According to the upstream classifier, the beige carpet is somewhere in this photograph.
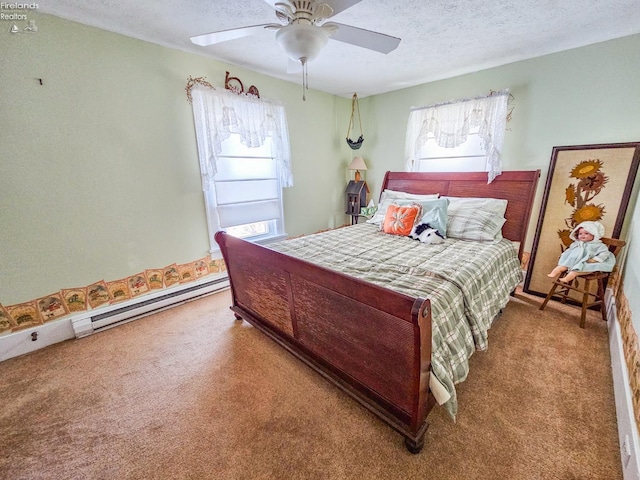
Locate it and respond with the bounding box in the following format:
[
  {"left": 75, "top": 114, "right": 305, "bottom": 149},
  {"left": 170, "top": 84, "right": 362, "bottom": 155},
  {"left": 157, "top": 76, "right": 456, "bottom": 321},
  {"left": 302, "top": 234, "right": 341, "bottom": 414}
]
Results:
[{"left": 0, "top": 287, "right": 622, "bottom": 480}]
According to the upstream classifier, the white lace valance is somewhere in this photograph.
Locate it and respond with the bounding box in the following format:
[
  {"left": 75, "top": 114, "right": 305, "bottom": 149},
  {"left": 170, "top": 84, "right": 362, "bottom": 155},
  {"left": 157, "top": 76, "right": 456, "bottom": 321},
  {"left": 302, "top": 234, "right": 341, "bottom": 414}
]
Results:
[
  {"left": 404, "top": 89, "right": 510, "bottom": 183},
  {"left": 191, "top": 85, "right": 293, "bottom": 190}
]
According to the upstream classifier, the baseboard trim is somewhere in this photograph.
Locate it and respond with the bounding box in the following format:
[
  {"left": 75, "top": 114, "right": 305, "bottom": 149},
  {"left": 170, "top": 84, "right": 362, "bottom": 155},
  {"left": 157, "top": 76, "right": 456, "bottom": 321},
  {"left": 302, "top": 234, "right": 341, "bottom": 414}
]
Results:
[
  {"left": 0, "top": 275, "right": 229, "bottom": 363},
  {"left": 607, "top": 289, "right": 640, "bottom": 479},
  {"left": 0, "top": 317, "right": 75, "bottom": 363}
]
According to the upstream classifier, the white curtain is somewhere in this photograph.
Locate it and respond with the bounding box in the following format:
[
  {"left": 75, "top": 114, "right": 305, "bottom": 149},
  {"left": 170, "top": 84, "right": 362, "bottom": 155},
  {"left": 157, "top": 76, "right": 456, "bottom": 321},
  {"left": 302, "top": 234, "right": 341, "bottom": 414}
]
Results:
[
  {"left": 404, "top": 89, "right": 510, "bottom": 183},
  {"left": 190, "top": 85, "right": 293, "bottom": 190}
]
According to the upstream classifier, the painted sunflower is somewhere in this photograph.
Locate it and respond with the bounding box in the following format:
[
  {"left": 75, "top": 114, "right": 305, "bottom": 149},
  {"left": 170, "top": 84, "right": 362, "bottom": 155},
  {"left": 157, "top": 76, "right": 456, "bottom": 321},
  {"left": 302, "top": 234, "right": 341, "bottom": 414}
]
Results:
[
  {"left": 578, "top": 171, "right": 608, "bottom": 194},
  {"left": 564, "top": 184, "right": 576, "bottom": 207},
  {"left": 570, "top": 159, "right": 604, "bottom": 179},
  {"left": 557, "top": 229, "right": 572, "bottom": 248},
  {"left": 572, "top": 203, "right": 605, "bottom": 223}
]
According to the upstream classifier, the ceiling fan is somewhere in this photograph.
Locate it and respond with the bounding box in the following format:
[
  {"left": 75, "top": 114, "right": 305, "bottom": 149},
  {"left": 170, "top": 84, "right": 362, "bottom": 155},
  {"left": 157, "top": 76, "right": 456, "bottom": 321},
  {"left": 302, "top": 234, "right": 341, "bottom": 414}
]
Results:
[{"left": 190, "top": 0, "right": 401, "bottom": 99}]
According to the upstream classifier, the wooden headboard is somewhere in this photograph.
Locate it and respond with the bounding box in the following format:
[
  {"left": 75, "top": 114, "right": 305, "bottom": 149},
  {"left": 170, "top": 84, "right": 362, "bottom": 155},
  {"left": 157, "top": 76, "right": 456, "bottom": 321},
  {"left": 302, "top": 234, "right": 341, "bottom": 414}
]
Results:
[{"left": 381, "top": 170, "right": 540, "bottom": 260}]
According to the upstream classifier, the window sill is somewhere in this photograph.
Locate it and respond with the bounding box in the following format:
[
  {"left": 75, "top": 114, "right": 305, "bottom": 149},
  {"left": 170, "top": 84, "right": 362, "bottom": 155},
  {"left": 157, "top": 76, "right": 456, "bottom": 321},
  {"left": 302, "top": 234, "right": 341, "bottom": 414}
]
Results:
[{"left": 209, "top": 232, "right": 288, "bottom": 256}]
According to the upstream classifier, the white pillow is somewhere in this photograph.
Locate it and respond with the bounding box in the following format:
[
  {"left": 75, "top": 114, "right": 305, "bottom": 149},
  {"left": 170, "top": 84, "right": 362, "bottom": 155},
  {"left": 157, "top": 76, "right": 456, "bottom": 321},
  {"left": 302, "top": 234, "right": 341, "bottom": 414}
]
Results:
[
  {"left": 383, "top": 189, "right": 440, "bottom": 201},
  {"left": 365, "top": 197, "right": 397, "bottom": 225},
  {"left": 367, "top": 190, "right": 439, "bottom": 226},
  {"left": 442, "top": 196, "right": 508, "bottom": 217}
]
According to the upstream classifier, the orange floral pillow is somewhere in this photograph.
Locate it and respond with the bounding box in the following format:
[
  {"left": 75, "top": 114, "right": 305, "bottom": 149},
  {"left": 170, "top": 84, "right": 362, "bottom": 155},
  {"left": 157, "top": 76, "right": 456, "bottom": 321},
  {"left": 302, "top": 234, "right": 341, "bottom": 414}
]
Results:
[{"left": 382, "top": 203, "right": 422, "bottom": 236}]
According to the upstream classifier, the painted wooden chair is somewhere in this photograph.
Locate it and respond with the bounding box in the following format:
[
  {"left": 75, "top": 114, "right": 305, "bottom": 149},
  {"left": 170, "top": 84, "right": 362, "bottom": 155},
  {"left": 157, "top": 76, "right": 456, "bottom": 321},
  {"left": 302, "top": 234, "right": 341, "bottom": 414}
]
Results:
[{"left": 539, "top": 237, "right": 626, "bottom": 328}]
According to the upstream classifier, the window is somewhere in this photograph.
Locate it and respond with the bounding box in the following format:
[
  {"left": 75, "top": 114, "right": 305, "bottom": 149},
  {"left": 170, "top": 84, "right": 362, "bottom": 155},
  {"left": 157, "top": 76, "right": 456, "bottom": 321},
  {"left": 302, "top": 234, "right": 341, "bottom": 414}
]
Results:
[
  {"left": 189, "top": 84, "right": 292, "bottom": 253},
  {"left": 203, "top": 135, "right": 286, "bottom": 245},
  {"left": 404, "top": 89, "right": 510, "bottom": 183},
  {"left": 413, "top": 126, "right": 487, "bottom": 173}
]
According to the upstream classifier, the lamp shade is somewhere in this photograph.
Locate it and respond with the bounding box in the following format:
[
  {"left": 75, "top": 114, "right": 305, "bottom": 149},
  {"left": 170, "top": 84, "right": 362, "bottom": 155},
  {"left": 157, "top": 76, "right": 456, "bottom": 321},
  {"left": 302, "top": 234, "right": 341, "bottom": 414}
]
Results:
[{"left": 348, "top": 156, "right": 368, "bottom": 171}]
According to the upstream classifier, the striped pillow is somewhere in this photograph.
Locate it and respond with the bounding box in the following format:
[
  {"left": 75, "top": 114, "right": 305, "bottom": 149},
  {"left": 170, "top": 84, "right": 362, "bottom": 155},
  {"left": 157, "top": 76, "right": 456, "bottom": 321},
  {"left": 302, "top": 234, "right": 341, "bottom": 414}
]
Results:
[{"left": 446, "top": 209, "right": 506, "bottom": 242}]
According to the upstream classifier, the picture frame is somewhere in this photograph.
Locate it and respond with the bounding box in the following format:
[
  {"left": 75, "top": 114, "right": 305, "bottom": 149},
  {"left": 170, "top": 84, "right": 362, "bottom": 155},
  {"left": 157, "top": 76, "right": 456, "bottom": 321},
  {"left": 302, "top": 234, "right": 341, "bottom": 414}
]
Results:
[{"left": 524, "top": 142, "right": 640, "bottom": 298}]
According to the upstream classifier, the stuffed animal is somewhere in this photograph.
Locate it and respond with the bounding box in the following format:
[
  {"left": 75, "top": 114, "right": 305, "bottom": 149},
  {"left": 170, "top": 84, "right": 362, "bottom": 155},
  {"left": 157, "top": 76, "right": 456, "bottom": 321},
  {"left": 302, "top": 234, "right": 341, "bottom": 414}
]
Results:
[{"left": 409, "top": 222, "right": 445, "bottom": 244}]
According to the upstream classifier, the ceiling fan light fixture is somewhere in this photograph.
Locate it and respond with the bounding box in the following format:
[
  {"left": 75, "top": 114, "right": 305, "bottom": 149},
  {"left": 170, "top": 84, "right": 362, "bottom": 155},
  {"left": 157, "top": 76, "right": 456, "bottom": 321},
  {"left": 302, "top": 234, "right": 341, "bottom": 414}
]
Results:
[
  {"left": 189, "top": 0, "right": 401, "bottom": 101},
  {"left": 275, "top": 23, "right": 329, "bottom": 62}
]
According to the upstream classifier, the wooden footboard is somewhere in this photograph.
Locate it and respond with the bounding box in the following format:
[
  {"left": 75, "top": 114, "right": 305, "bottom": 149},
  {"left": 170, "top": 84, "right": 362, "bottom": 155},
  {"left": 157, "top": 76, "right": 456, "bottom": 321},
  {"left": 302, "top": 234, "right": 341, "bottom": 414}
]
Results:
[{"left": 215, "top": 231, "right": 436, "bottom": 452}]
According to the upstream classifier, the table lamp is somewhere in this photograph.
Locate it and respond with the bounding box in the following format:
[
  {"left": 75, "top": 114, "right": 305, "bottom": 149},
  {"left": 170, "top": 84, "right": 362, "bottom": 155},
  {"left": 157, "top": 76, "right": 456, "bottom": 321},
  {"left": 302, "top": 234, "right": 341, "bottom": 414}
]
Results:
[{"left": 348, "top": 156, "right": 368, "bottom": 182}]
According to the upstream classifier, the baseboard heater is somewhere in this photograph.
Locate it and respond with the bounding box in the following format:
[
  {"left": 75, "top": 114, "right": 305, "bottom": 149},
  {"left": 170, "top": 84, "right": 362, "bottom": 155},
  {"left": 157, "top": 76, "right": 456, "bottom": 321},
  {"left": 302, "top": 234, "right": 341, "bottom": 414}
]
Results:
[{"left": 71, "top": 275, "right": 229, "bottom": 338}]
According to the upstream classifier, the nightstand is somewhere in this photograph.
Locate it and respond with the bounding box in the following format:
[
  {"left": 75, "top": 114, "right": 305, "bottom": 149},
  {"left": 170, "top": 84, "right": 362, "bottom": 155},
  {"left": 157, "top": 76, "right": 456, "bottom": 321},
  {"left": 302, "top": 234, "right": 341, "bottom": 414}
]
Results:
[{"left": 346, "top": 180, "right": 368, "bottom": 225}]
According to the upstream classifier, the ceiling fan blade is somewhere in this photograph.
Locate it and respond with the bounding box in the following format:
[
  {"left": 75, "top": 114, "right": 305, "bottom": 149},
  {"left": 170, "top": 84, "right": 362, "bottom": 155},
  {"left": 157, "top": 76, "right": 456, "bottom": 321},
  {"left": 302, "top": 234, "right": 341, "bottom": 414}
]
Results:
[
  {"left": 322, "top": 0, "right": 362, "bottom": 16},
  {"left": 263, "top": 0, "right": 361, "bottom": 17},
  {"left": 327, "top": 22, "right": 400, "bottom": 54},
  {"left": 190, "top": 24, "right": 274, "bottom": 47},
  {"left": 263, "top": 0, "right": 292, "bottom": 10}
]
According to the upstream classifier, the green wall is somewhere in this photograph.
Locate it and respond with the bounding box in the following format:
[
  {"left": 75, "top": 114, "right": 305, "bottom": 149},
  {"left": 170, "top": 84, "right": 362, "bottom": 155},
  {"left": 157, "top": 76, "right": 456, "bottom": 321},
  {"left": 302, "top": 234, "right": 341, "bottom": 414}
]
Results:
[
  {"left": 362, "top": 34, "right": 640, "bottom": 213},
  {"left": 0, "top": 12, "right": 351, "bottom": 305},
  {"left": 362, "top": 34, "right": 640, "bottom": 327},
  {"left": 2, "top": 12, "right": 640, "bottom": 329}
]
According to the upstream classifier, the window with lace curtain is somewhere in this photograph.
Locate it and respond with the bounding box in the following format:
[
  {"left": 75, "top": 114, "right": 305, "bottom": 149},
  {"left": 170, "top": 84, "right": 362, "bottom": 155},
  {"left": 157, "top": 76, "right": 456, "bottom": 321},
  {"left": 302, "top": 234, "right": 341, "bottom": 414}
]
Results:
[
  {"left": 190, "top": 85, "right": 292, "bottom": 252},
  {"left": 204, "top": 135, "right": 285, "bottom": 242},
  {"left": 404, "top": 89, "right": 510, "bottom": 183}
]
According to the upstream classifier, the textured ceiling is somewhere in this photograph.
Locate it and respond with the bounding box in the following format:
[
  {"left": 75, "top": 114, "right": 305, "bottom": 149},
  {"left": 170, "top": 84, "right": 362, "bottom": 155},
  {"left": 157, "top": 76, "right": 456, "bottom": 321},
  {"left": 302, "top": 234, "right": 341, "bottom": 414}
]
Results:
[{"left": 39, "top": 0, "right": 640, "bottom": 98}]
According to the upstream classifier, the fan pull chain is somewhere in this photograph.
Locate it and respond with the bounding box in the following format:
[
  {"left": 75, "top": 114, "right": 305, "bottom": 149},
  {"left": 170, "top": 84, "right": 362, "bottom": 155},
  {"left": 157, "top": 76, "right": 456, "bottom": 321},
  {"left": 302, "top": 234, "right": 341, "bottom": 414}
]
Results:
[{"left": 301, "top": 57, "right": 308, "bottom": 101}]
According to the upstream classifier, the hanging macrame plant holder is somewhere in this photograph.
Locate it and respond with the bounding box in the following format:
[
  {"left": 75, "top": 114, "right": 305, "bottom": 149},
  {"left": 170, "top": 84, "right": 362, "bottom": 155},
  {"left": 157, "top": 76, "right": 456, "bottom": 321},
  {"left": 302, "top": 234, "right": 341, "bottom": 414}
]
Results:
[{"left": 346, "top": 93, "right": 364, "bottom": 150}]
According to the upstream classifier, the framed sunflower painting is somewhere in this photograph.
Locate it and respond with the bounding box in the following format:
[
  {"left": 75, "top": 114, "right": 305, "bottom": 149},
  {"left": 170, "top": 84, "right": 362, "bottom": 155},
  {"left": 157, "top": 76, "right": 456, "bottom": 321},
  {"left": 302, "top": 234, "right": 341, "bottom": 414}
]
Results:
[{"left": 524, "top": 142, "right": 640, "bottom": 298}]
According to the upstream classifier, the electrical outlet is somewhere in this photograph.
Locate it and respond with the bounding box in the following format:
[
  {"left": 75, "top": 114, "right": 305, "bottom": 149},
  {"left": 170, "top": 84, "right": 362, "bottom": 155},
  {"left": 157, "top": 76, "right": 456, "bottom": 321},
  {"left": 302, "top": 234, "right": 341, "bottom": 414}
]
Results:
[{"left": 623, "top": 434, "right": 632, "bottom": 468}]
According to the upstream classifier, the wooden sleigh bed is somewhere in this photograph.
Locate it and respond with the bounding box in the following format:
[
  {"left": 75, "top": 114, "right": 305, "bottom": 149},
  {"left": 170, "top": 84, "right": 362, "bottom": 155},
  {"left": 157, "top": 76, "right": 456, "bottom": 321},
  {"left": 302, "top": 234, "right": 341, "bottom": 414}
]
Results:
[{"left": 215, "top": 170, "right": 540, "bottom": 453}]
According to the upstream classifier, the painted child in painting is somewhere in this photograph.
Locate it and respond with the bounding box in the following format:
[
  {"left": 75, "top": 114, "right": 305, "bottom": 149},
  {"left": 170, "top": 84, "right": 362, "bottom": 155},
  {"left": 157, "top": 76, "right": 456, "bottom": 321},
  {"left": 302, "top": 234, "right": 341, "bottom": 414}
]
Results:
[{"left": 547, "top": 220, "right": 615, "bottom": 282}]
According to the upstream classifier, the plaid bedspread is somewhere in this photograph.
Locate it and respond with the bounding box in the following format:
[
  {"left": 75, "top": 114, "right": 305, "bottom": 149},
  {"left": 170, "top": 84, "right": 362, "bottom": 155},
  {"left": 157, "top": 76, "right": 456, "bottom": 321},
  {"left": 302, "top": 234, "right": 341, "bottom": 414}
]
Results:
[{"left": 268, "top": 223, "right": 523, "bottom": 418}]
